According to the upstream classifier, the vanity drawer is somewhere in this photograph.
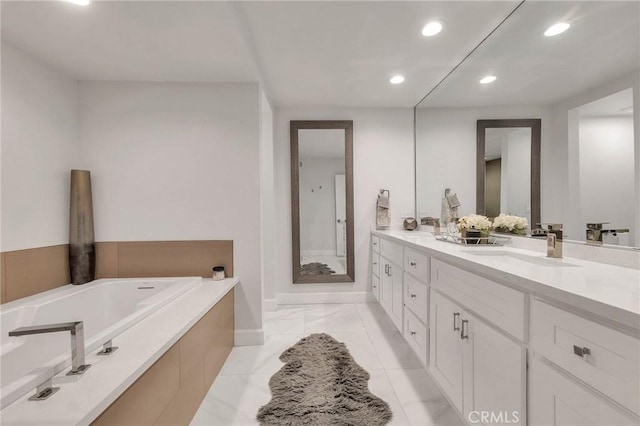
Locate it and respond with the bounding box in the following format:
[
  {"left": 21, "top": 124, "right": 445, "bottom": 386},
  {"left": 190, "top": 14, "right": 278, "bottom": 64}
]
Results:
[
  {"left": 371, "top": 273, "right": 380, "bottom": 302},
  {"left": 372, "top": 253, "right": 380, "bottom": 277},
  {"left": 430, "top": 259, "right": 526, "bottom": 341},
  {"left": 404, "top": 307, "right": 428, "bottom": 366},
  {"left": 531, "top": 299, "right": 640, "bottom": 415},
  {"left": 371, "top": 235, "right": 380, "bottom": 254},
  {"left": 404, "top": 272, "right": 428, "bottom": 324},
  {"left": 380, "top": 238, "right": 403, "bottom": 267},
  {"left": 404, "top": 248, "right": 429, "bottom": 281}
]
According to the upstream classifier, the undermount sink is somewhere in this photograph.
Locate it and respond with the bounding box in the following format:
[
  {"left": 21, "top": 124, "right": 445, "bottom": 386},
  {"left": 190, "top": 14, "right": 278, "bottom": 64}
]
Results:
[{"left": 461, "top": 250, "right": 580, "bottom": 267}]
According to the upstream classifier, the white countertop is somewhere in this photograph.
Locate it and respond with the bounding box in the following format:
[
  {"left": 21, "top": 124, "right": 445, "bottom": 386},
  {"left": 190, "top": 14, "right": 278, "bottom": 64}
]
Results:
[
  {"left": 373, "top": 230, "right": 640, "bottom": 331},
  {"left": 0, "top": 277, "right": 238, "bottom": 426}
]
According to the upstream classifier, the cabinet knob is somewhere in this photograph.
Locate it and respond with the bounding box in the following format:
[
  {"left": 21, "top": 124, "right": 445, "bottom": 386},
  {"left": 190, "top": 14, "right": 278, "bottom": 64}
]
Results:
[
  {"left": 410, "top": 261, "right": 417, "bottom": 267},
  {"left": 410, "top": 294, "right": 417, "bottom": 299},
  {"left": 460, "top": 319, "right": 469, "bottom": 339},
  {"left": 410, "top": 331, "right": 416, "bottom": 336},
  {"left": 373, "top": 285, "right": 377, "bottom": 288}
]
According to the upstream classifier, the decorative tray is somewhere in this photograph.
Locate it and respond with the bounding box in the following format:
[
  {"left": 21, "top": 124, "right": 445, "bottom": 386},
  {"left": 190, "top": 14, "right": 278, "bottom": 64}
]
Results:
[{"left": 433, "top": 232, "right": 511, "bottom": 246}]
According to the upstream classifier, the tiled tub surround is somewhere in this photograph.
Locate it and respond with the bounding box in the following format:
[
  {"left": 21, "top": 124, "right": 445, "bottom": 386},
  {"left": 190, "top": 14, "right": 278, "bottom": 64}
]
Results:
[
  {"left": 0, "top": 240, "right": 234, "bottom": 303},
  {"left": 0, "top": 277, "right": 237, "bottom": 425},
  {"left": 371, "top": 230, "right": 640, "bottom": 425}
]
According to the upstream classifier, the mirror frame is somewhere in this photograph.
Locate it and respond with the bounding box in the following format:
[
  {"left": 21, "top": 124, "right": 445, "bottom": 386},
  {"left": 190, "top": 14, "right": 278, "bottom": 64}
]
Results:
[
  {"left": 290, "top": 120, "right": 355, "bottom": 283},
  {"left": 476, "top": 118, "right": 541, "bottom": 228}
]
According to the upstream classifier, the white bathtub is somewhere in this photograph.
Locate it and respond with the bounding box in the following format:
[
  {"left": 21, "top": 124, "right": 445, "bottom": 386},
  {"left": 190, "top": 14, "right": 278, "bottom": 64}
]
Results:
[{"left": 0, "top": 277, "right": 201, "bottom": 409}]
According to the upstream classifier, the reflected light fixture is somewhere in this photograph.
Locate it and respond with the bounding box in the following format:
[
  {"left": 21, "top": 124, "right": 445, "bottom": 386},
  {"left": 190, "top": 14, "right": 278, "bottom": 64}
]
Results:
[
  {"left": 421, "top": 21, "right": 444, "bottom": 37},
  {"left": 66, "top": 0, "right": 90, "bottom": 5},
  {"left": 544, "top": 22, "right": 570, "bottom": 36},
  {"left": 480, "top": 75, "right": 497, "bottom": 84},
  {"left": 390, "top": 75, "right": 405, "bottom": 84},
  {"left": 620, "top": 106, "right": 634, "bottom": 113}
]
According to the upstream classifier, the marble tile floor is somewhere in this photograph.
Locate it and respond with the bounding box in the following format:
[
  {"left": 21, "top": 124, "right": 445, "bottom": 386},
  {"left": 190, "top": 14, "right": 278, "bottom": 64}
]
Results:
[{"left": 191, "top": 303, "right": 464, "bottom": 426}]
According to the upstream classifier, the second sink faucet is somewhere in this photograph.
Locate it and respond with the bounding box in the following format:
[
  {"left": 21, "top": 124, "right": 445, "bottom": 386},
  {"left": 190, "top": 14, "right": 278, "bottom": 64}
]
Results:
[
  {"left": 545, "top": 223, "right": 563, "bottom": 258},
  {"left": 9, "top": 321, "right": 91, "bottom": 375}
]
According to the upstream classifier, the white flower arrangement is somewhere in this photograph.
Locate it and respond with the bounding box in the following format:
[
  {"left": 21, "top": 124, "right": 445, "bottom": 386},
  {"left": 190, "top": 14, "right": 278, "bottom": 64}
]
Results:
[
  {"left": 493, "top": 213, "right": 528, "bottom": 234},
  {"left": 457, "top": 214, "right": 492, "bottom": 231}
]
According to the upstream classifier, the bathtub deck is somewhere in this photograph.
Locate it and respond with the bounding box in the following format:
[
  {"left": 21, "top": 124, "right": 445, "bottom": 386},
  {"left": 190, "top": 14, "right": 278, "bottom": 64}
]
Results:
[{"left": 0, "top": 277, "right": 238, "bottom": 425}]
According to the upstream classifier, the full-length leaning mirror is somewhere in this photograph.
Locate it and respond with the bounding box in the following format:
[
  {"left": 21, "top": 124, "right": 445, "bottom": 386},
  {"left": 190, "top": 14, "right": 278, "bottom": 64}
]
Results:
[
  {"left": 477, "top": 119, "right": 541, "bottom": 228},
  {"left": 290, "top": 120, "right": 354, "bottom": 283}
]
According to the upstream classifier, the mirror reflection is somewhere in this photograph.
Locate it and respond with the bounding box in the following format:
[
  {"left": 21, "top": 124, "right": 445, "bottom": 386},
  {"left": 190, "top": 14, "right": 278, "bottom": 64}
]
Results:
[
  {"left": 415, "top": 1, "right": 639, "bottom": 248},
  {"left": 290, "top": 121, "right": 354, "bottom": 283},
  {"left": 484, "top": 128, "right": 531, "bottom": 221},
  {"left": 299, "top": 129, "right": 346, "bottom": 275}
]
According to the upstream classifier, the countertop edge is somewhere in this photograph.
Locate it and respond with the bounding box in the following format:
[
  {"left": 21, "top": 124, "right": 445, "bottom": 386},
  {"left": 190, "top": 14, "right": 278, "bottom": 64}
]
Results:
[{"left": 372, "top": 230, "right": 640, "bottom": 334}]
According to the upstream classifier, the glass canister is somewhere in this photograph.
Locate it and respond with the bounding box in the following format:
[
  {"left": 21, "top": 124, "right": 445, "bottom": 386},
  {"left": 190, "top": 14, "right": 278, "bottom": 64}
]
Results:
[{"left": 212, "top": 266, "right": 225, "bottom": 281}]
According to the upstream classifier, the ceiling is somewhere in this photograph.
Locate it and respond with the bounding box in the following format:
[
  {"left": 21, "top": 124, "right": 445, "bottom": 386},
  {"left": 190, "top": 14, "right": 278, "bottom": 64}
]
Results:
[
  {"left": 578, "top": 88, "right": 634, "bottom": 118},
  {"left": 1, "top": 0, "right": 520, "bottom": 108},
  {"left": 418, "top": 1, "right": 640, "bottom": 108}
]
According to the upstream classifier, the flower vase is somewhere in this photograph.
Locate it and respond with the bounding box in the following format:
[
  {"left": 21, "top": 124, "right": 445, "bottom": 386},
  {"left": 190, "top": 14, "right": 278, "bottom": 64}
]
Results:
[
  {"left": 480, "top": 229, "right": 490, "bottom": 244},
  {"left": 69, "top": 170, "right": 95, "bottom": 285}
]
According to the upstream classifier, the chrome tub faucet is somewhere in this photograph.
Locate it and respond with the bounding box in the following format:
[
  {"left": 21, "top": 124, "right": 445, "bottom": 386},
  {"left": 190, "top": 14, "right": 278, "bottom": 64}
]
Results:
[{"left": 9, "top": 321, "right": 91, "bottom": 375}]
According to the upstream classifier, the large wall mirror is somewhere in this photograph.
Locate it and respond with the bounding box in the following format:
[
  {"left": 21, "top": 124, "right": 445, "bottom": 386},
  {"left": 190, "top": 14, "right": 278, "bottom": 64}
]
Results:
[
  {"left": 290, "top": 120, "right": 354, "bottom": 283},
  {"left": 415, "top": 1, "right": 639, "bottom": 248},
  {"left": 477, "top": 119, "right": 541, "bottom": 228}
]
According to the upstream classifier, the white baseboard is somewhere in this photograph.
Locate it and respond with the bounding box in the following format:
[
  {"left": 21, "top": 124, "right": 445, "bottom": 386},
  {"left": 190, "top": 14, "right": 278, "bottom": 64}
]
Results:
[
  {"left": 263, "top": 298, "right": 278, "bottom": 312},
  {"left": 234, "top": 328, "right": 264, "bottom": 346},
  {"left": 277, "top": 291, "right": 375, "bottom": 305}
]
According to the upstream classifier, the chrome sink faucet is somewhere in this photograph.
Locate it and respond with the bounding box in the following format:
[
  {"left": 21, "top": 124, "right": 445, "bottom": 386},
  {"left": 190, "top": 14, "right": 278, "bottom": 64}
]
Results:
[
  {"left": 9, "top": 321, "right": 91, "bottom": 375},
  {"left": 586, "top": 222, "right": 609, "bottom": 245},
  {"left": 545, "top": 223, "right": 563, "bottom": 258}
]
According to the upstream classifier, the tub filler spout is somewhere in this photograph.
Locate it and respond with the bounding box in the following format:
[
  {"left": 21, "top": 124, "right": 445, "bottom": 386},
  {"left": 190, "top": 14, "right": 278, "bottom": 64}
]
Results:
[{"left": 9, "top": 321, "right": 91, "bottom": 376}]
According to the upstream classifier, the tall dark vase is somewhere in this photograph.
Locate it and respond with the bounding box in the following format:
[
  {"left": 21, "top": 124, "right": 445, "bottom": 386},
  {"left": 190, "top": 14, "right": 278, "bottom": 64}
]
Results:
[{"left": 69, "top": 170, "right": 95, "bottom": 285}]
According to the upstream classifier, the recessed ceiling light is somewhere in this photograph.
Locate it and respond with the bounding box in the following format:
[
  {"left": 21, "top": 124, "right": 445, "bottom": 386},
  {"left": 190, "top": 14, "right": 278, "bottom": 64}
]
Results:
[
  {"left": 66, "top": 0, "right": 90, "bottom": 5},
  {"left": 480, "top": 75, "right": 497, "bottom": 84},
  {"left": 421, "top": 21, "right": 444, "bottom": 37},
  {"left": 390, "top": 75, "right": 405, "bottom": 84},
  {"left": 544, "top": 22, "right": 570, "bottom": 37}
]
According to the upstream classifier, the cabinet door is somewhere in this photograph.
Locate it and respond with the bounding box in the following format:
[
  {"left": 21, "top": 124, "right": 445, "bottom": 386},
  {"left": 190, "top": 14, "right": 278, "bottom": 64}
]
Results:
[
  {"left": 371, "top": 273, "right": 380, "bottom": 302},
  {"left": 380, "top": 259, "right": 392, "bottom": 313},
  {"left": 530, "top": 358, "right": 638, "bottom": 426},
  {"left": 429, "top": 290, "right": 463, "bottom": 412},
  {"left": 462, "top": 311, "right": 526, "bottom": 425},
  {"left": 388, "top": 261, "right": 403, "bottom": 332}
]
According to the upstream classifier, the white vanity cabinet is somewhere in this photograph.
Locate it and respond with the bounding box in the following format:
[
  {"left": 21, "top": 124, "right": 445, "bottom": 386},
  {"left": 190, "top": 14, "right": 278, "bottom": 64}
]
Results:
[
  {"left": 377, "top": 237, "right": 404, "bottom": 331},
  {"left": 529, "top": 299, "right": 640, "bottom": 425},
  {"left": 403, "top": 247, "right": 430, "bottom": 366},
  {"left": 530, "top": 358, "right": 638, "bottom": 426},
  {"left": 371, "top": 236, "right": 380, "bottom": 302},
  {"left": 430, "top": 289, "right": 526, "bottom": 424}
]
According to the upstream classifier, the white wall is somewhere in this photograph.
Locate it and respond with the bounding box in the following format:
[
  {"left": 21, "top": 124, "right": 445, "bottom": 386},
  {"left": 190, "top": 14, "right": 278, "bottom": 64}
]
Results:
[
  {"left": 259, "top": 90, "right": 277, "bottom": 311},
  {"left": 299, "top": 156, "right": 343, "bottom": 253},
  {"left": 274, "top": 108, "right": 414, "bottom": 303},
  {"left": 1, "top": 41, "right": 81, "bottom": 251},
  {"left": 579, "top": 116, "right": 635, "bottom": 243},
  {"left": 79, "top": 81, "right": 263, "bottom": 344},
  {"left": 415, "top": 105, "right": 552, "bottom": 221},
  {"left": 503, "top": 129, "right": 531, "bottom": 221}
]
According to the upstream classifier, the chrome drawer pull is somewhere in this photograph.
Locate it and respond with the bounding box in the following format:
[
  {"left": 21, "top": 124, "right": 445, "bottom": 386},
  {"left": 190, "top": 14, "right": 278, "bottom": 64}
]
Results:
[
  {"left": 453, "top": 312, "right": 460, "bottom": 331},
  {"left": 410, "top": 262, "right": 417, "bottom": 266},
  {"left": 573, "top": 345, "right": 591, "bottom": 358},
  {"left": 384, "top": 264, "right": 389, "bottom": 275},
  {"left": 410, "top": 331, "right": 416, "bottom": 336},
  {"left": 460, "top": 319, "right": 469, "bottom": 339},
  {"left": 410, "top": 293, "right": 417, "bottom": 299}
]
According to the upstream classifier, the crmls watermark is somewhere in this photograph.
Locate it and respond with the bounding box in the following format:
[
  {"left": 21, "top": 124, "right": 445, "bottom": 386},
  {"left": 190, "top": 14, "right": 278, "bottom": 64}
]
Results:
[{"left": 468, "top": 411, "right": 520, "bottom": 424}]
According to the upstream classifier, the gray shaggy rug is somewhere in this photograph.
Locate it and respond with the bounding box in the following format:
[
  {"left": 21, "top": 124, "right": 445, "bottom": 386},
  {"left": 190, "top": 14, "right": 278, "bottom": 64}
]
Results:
[
  {"left": 256, "top": 333, "right": 393, "bottom": 426},
  {"left": 300, "top": 262, "right": 335, "bottom": 276}
]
